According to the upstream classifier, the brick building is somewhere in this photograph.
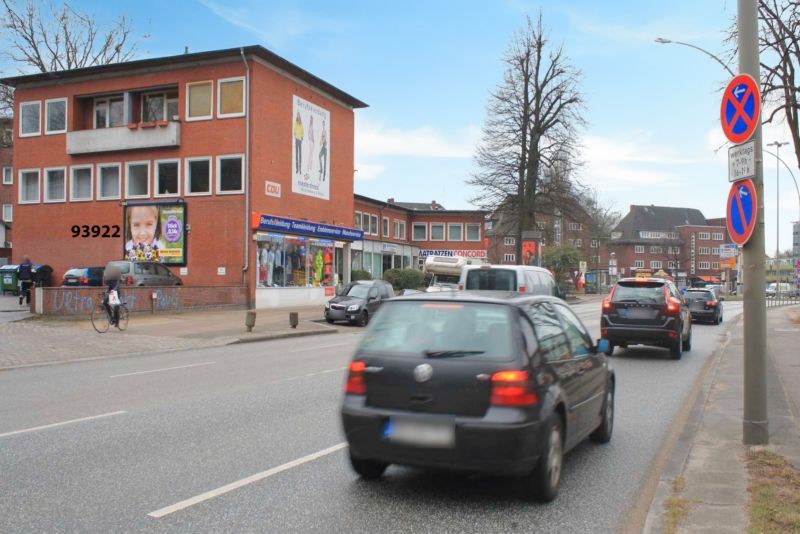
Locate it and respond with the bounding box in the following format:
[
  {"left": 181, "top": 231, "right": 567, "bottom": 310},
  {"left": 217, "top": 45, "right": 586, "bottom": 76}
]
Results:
[
  {"left": 1, "top": 45, "right": 367, "bottom": 308},
  {"left": 1, "top": 117, "right": 12, "bottom": 262}
]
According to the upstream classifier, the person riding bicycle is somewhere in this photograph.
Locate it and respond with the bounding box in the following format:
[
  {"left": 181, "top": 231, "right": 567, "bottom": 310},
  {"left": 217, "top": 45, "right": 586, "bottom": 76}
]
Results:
[
  {"left": 17, "top": 257, "right": 34, "bottom": 306},
  {"left": 103, "top": 264, "right": 122, "bottom": 326}
]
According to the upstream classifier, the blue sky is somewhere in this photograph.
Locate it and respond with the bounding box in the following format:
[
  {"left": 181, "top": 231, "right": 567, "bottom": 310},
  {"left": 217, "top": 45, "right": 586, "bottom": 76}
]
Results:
[{"left": 7, "top": 0, "right": 799, "bottom": 253}]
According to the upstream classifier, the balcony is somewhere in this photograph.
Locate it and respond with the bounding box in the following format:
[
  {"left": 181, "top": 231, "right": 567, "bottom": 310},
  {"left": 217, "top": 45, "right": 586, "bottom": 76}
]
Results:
[{"left": 66, "top": 122, "right": 180, "bottom": 155}]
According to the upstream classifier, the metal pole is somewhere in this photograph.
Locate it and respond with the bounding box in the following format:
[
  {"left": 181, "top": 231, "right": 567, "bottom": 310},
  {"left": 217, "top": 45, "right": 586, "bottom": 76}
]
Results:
[{"left": 739, "top": 0, "right": 769, "bottom": 445}]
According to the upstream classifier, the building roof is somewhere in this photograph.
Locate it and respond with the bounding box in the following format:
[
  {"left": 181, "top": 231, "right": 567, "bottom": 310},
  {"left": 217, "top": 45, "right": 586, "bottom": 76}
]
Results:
[
  {"left": 354, "top": 194, "right": 486, "bottom": 216},
  {"left": 394, "top": 201, "right": 446, "bottom": 211},
  {"left": 0, "top": 45, "right": 368, "bottom": 109},
  {"left": 612, "top": 205, "right": 707, "bottom": 240}
]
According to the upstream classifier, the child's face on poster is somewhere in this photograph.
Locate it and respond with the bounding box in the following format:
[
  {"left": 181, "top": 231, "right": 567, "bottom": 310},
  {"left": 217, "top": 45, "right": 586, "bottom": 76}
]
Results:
[{"left": 130, "top": 207, "right": 158, "bottom": 246}]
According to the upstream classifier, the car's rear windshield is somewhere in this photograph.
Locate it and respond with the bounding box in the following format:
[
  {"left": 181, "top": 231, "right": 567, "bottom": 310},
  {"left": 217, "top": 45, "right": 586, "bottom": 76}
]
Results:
[
  {"left": 108, "top": 262, "right": 130, "bottom": 274},
  {"left": 685, "top": 291, "right": 713, "bottom": 301},
  {"left": 612, "top": 281, "right": 665, "bottom": 303},
  {"left": 465, "top": 269, "right": 517, "bottom": 291},
  {"left": 359, "top": 301, "right": 516, "bottom": 361},
  {"left": 64, "top": 268, "right": 86, "bottom": 277}
]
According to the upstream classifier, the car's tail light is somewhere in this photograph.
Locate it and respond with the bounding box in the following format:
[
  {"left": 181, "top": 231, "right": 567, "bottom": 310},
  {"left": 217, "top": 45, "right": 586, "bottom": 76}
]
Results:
[
  {"left": 602, "top": 286, "right": 616, "bottom": 311},
  {"left": 125, "top": 275, "right": 134, "bottom": 285},
  {"left": 490, "top": 370, "right": 538, "bottom": 406},
  {"left": 519, "top": 285, "right": 526, "bottom": 293},
  {"left": 79, "top": 277, "right": 89, "bottom": 285},
  {"left": 345, "top": 361, "right": 366, "bottom": 395},
  {"left": 666, "top": 297, "right": 681, "bottom": 314},
  {"left": 706, "top": 301, "right": 716, "bottom": 307}
]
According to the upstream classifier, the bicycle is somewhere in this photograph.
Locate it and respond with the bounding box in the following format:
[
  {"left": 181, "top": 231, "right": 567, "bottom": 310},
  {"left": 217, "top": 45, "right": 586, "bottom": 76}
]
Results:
[{"left": 91, "top": 291, "right": 129, "bottom": 333}]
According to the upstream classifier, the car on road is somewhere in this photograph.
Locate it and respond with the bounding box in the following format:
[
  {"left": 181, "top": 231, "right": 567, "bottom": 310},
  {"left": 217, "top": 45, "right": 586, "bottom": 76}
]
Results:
[
  {"left": 766, "top": 282, "right": 799, "bottom": 298},
  {"left": 325, "top": 280, "right": 394, "bottom": 326},
  {"left": 341, "top": 291, "right": 615, "bottom": 502},
  {"left": 61, "top": 266, "right": 105, "bottom": 287},
  {"left": 684, "top": 288, "right": 723, "bottom": 324},
  {"left": 601, "top": 277, "right": 692, "bottom": 359},
  {"left": 459, "top": 264, "right": 564, "bottom": 298},
  {"left": 104, "top": 261, "right": 183, "bottom": 287}
]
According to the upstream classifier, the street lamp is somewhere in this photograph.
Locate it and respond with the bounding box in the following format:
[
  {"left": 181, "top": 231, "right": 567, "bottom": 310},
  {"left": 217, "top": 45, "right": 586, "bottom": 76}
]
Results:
[
  {"left": 654, "top": 38, "right": 735, "bottom": 77},
  {"left": 767, "top": 141, "right": 790, "bottom": 294}
]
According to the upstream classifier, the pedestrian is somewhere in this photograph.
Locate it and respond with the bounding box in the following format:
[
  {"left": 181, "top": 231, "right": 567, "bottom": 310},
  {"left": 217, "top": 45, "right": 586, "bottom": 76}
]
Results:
[
  {"left": 103, "top": 263, "right": 122, "bottom": 327},
  {"left": 318, "top": 120, "right": 327, "bottom": 181},
  {"left": 17, "top": 257, "right": 34, "bottom": 306},
  {"left": 293, "top": 112, "right": 304, "bottom": 174}
]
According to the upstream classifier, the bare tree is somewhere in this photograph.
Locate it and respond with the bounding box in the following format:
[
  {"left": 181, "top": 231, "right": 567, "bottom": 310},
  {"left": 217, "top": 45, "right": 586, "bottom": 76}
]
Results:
[
  {"left": 469, "top": 13, "right": 585, "bottom": 262},
  {"left": 0, "top": 0, "right": 139, "bottom": 115}
]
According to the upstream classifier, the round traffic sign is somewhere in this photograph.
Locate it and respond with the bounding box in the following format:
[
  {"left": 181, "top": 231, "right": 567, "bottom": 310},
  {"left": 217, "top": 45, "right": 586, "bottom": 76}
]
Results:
[
  {"left": 720, "top": 74, "right": 760, "bottom": 144},
  {"left": 726, "top": 178, "right": 757, "bottom": 245}
]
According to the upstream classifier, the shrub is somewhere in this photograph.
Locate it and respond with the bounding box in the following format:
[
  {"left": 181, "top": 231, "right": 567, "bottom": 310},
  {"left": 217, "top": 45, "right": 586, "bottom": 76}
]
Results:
[
  {"left": 351, "top": 269, "right": 372, "bottom": 281},
  {"left": 383, "top": 268, "right": 425, "bottom": 290}
]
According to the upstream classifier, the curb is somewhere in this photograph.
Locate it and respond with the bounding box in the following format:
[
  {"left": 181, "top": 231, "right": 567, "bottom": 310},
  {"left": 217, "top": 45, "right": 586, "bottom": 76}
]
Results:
[{"left": 230, "top": 328, "right": 338, "bottom": 344}]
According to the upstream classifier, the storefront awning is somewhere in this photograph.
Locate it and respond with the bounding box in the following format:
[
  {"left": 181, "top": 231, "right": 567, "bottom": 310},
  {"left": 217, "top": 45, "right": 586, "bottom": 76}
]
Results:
[{"left": 251, "top": 212, "right": 363, "bottom": 241}]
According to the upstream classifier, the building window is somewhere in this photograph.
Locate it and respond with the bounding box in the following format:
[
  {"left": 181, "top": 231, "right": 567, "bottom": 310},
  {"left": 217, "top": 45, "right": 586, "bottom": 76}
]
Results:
[
  {"left": 447, "top": 223, "right": 463, "bottom": 241},
  {"left": 590, "top": 239, "right": 599, "bottom": 248},
  {"left": 19, "top": 169, "right": 40, "bottom": 203},
  {"left": 155, "top": 160, "right": 180, "bottom": 197},
  {"left": 2, "top": 167, "right": 11, "bottom": 185},
  {"left": 186, "top": 81, "right": 213, "bottom": 121},
  {"left": 592, "top": 255, "right": 600, "bottom": 264},
  {"left": 94, "top": 97, "right": 125, "bottom": 128},
  {"left": 125, "top": 161, "right": 150, "bottom": 198},
  {"left": 504, "top": 237, "right": 516, "bottom": 246},
  {"left": 575, "top": 239, "right": 582, "bottom": 247},
  {"left": 504, "top": 253, "right": 516, "bottom": 263},
  {"left": 142, "top": 91, "right": 178, "bottom": 122},
  {"left": 354, "top": 211, "right": 362, "bottom": 230},
  {"left": 650, "top": 246, "right": 662, "bottom": 254},
  {"left": 185, "top": 157, "right": 211, "bottom": 195},
  {"left": 369, "top": 214, "right": 377, "bottom": 236},
  {"left": 712, "top": 262, "right": 720, "bottom": 269},
  {"left": 20, "top": 101, "right": 41, "bottom": 137},
  {"left": 698, "top": 247, "right": 711, "bottom": 255},
  {"left": 634, "top": 260, "right": 645, "bottom": 269},
  {"left": 361, "top": 213, "right": 370, "bottom": 233},
  {"left": 45, "top": 98, "right": 67, "bottom": 134},
  {"left": 713, "top": 232, "right": 724, "bottom": 241},
  {"left": 635, "top": 245, "right": 644, "bottom": 253},
  {"left": 97, "top": 164, "right": 121, "bottom": 200},
  {"left": 430, "top": 223, "right": 445, "bottom": 241},
  {"left": 536, "top": 221, "right": 546, "bottom": 230},
  {"left": 568, "top": 222, "right": 582, "bottom": 231},
  {"left": 394, "top": 220, "right": 406, "bottom": 240},
  {"left": 699, "top": 232, "right": 711, "bottom": 240},
  {"left": 217, "top": 154, "right": 244, "bottom": 194},
  {"left": 2, "top": 204, "right": 11, "bottom": 223},
  {"left": 70, "top": 166, "right": 93, "bottom": 201},
  {"left": 218, "top": 77, "right": 245, "bottom": 118},
  {"left": 650, "top": 260, "right": 662, "bottom": 269},
  {"left": 412, "top": 223, "right": 427, "bottom": 241},
  {"left": 43, "top": 167, "right": 66, "bottom": 202},
  {"left": 383, "top": 217, "right": 390, "bottom": 237},
  {"left": 466, "top": 223, "right": 481, "bottom": 242},
  {"left": 668, "top": 261, "right": 677, "bottom": 269},
  {"left": 699, "top": 261, "right": 710, "bottom": 270}
]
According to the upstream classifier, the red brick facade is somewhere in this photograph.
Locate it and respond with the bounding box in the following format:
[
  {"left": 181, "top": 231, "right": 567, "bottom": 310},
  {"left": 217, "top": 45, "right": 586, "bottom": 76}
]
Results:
[{"left": 0, "top": 118, "right": 12, "bottom": 261}]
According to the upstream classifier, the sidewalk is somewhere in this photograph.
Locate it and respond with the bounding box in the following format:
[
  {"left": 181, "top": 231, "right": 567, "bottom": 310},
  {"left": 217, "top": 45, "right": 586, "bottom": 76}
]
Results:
[{"left": 644, "top": 304, "right": 800, "bottom": 532}]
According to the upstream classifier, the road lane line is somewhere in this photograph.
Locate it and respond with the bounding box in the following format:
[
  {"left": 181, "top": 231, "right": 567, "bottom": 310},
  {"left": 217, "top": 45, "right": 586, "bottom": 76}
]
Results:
[
  {"left": 0, "top": 411, "right": 127, "bottom": 439},
  {"left": 109, "top": 362, "right": 217, "bottom": 378},
  {"left": 290, "top": 341, "right": 358, "bottom": 353},
  {"left": 148, "top": 442, "right": 348, "bottom": 518}
]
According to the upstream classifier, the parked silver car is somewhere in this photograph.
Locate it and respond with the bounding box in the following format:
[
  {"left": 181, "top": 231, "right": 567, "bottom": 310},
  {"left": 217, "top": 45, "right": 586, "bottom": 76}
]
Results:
[{"left": 105, "top": 261, "right": 183, "bottom": 287}]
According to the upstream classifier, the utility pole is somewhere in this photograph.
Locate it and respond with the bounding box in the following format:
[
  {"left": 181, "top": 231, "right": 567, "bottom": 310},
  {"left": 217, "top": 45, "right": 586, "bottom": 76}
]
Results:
[{"left": 739, "top": 0, "right": 769, "bottom": 445}]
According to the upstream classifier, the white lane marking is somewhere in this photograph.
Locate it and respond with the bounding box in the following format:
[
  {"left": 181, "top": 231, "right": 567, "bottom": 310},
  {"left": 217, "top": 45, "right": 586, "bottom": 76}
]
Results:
[
  {"left": 109, "top": 362, "right": 217, "bottom": 378},
  {"left": 289, "top": 341, "right": 358, "bottom": 353},
  {"left": 0, "top": 411, "right": 127, "bottom": 439},
  {"left": 269, "top": 367, "right": 347, "bottom": 385},
  {"left": 148, "top": 442, "right": 348, "bottom": 518}
]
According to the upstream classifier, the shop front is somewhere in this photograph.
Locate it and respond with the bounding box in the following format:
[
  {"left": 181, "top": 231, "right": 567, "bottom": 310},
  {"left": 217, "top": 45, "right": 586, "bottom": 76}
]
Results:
[
  {"left": 252, "top": 213, "right": 363, "bottom": 308},
  {"left": 350, "top": 240, "right": 418, "bottom": 278}
]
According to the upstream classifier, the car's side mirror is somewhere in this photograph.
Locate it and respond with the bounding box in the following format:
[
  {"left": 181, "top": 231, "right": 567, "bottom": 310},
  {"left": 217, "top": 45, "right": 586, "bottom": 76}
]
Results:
[{"left": 596, "top": 339, "right": 612, "bottom": 355}]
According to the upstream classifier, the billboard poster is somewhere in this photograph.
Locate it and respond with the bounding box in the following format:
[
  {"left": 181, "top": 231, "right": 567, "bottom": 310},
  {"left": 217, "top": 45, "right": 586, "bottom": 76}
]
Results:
[
  {"left": 123, "top": 202, "right": 187, "bottom": 265},
  {"left": 292, "top": 95, "right": 330, "bottom": 200}
]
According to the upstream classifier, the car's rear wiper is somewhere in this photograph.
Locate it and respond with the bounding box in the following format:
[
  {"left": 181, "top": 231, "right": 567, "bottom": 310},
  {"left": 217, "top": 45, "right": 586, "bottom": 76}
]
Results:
[{"left": 424, "top": 350, "right": 485, "bottom": 359}]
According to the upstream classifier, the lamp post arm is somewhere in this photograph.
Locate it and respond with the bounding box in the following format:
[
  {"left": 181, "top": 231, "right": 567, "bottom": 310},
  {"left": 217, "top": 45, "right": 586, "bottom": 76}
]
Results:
[{"left": 662, "top": 40, "right": 736, "bottom": 77}]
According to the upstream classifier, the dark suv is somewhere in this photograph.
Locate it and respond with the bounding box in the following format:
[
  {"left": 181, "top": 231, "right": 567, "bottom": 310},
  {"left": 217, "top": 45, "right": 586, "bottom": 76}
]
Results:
[
  {"left": 601, "top": 277, "right": 692, "bottom": 359},
  {"left": 684, "top": 288, "right": 723, "bottom": 324},
  {"left": 325, "top": 280, "right": 394, "bottom": 326}
]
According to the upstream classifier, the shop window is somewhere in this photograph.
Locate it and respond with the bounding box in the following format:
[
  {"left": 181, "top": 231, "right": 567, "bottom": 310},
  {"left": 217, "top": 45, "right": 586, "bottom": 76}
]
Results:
[
  {"left": 255, "top": 234, "right": 335, "bottom": 288},
  {"left": 186, "top": 81, "right": 213, "bottom": 121},
  {"left": 412, "top": 223, "right": 427, "bottom": 241},
  {"left": 2, "top": 204, "right": 11, "bottom": 222},
  {"left": 218, "top": 77, "right": 245, "bottom": 118},
  {"left": 3, "top": 167, "right": 11, "bottom": 185},
  {"left": 351, "top": 249, "right": 363, "bottom": 271},
  {"left": 20, "top": 101, "right": 41, "bottom": 137},
  {"left": 156, "top": 160, "right": 180, "bottom": 197},
  {"left": 126, "top": 162, "right": 150, "bottom": 198},
  {"left": 447, "top": 223, "right": 462, "bottom": 241},
  {"left": 45, "top": 98, "right": 67, "bottom": 134},
  {"left": 98, "top": 164, "right": 121, "bottom": 200},
  {"left": 142, "top": 91, "right": 178, "bottom": 122},
  {"left": 70, "top": 166, "right": 93, "bottom": 201},
  {"left": 186, "top": 157, "right": 211, "bottom": 195},
  {"left": 466, "top": 223, "right": 480, "bottom": 242},
  {"left": 430, "top": 223, "right": 445, "bottom": 241},
  {"left": 19, "top": 169, "right": 40, "bottom": 204},
  {"left": 94, "top": 97, "right": 125, "bottom": 128}
]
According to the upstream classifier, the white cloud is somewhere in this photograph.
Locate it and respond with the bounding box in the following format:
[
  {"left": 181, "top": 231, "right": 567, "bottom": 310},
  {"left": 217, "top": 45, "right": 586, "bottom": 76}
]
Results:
[{"left": 355, "top": 118, "right": 480, "bottom": 159}]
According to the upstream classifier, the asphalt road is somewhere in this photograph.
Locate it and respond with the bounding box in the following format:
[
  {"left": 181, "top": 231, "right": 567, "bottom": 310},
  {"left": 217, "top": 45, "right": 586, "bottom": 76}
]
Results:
[{"left": 0, "top": 299, "right": 743, "bottom": 533}]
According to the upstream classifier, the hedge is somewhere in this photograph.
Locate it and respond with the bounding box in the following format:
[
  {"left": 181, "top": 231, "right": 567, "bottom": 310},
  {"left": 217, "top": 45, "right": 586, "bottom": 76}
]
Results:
[{"left": 382, "top": 268, "right": 425, "bottom": 290}]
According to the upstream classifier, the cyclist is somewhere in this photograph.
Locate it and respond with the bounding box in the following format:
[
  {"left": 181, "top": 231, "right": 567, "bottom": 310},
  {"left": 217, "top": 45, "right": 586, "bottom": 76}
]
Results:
[
  {"left": 18, "top": 257, "right": 34, "bottom": 306},
  {"left": 103, "top": 264, "right": 122, "bottom": 326}
]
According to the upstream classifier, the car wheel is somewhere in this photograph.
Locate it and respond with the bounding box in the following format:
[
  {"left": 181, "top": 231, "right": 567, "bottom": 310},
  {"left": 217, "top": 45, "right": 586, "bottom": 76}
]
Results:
[
  {"left": 349, "top": 453, "right": 388, "bottom": 480},
  {"left": 606, "top": 341, "right": 615, "bottom": 357},
  {"left": 590, "top": 382, "right": 614, "bottom": 444},
  {"left": 525, "top": 415, "right": 563, "bottom": 502},
  {"left": 719, "top": 314, "right": 723, "bottom": 324},
  {"left": 682, "top": 325, "right": 692, "bottom": 351},
  {"left": 359, "top": 311, "right": 369, "bottom": 327},
  {"left": 326, "top": 317, "right": 334, "bottom": 324},
  {"left": 670, "top": 334, "right": 683, "bottom": 360}
]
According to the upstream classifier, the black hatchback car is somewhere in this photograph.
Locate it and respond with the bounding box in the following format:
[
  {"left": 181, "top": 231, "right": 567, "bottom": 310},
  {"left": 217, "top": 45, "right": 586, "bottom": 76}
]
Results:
[
  {"left": 601, "top": 277, "right": 692, "bottom": 359},
  {"left": 341, "top": 292, "right": 615, "bottom": 501},
  {"left": 62, "top": 266, "right": 105, "bottom": 286},
  {"left": 325, "top": 280, "right": 394, "bottom": 326},
  {"left": 684, "top": 288, "right": 723, "bottom": 324}
]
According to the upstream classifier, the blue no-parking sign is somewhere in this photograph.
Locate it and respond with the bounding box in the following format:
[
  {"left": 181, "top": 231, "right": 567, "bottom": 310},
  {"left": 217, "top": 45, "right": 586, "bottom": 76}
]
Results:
[
  {"left": 726, "top": 179, "right": 757, "bottom": 245},
  {"left": 720, "top": 74, "right": 760, "bottom": 145}
]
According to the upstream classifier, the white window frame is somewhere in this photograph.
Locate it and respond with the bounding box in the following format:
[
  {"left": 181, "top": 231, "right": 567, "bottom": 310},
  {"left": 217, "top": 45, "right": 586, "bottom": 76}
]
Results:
[
  {"left": 125, "top": 160, "right": 151, "bottom": 199},
  {"left": 634, "top": 260, "right": 645, "bottom": 269},
  {"left": 2, "top": 203, "right": 11, "bottom": 223},
  {"left": 43, "top": 167, "right": 67, "bottom": 203},
  {"left": 18, "top": 168, "right": 40, "bottom": 204},
  {"left": 699, "top": 232, "right": 711, "bottom": 240},
  {"left": 713, "top": 232, "right": 724, "bottom": 241},
  {"left": 393, "top": 220, "right": 406, "bottom": 240},
  {"left": 699, "top": 261, "right": 711, "bottom": 270},
  {"left": 698, "top": 247, "right": 711, "bottom": 255},
  {"left": 575, "top": 239, "right": 582, "bottom": 247},
  {"left": 370, "top": 214, "right": 378, "bottom": 236},
  {"left": 185, "top": 157, "right": 212, "bottom": 196},
  {"left": 186, "top": 81, "right": 214, "bottom": 122},
  {"left": 412, "top": 222, "right": 427, "bottom": 241},
  {"left": 153, "top": 159, "right": 181, "bottom": 198},
  {"left": 383, "top": 216, "right": 390, "bottom": 238},
  {"left": 216, "top": 154, "right": 244, "bottom": 195},
  {"left": 503, "top": 253, "right": 516, "bottom": 263},
  {"left": 399, "top": 221, "right": 406, "bottom": 240},
  {"left": 429, "top": 222, "right": 445, "bottom": 242},
  {"left": 354, "top": 211, "right": 362, "bottom": 230},
  {"left": 44, "top": 97, "right": 68, "bottom": 135},
  {"left": 668, "top": 261, "right": 677, "bottom": 269},
  {"left": 140, "top": 90, "right": 178, "bottom": 123},
  {"left": 2, "top": 166, "right": 11, "bottom": 185},
  {"left": 568, "top": 222, "right": 582, "bottom": 231},
  {"left": 19, "top": 101, "right": 41, "bottom": 137},
  {"left": 650, "top": 260, "right": 662, "bottom": 269},
  {"left": 93, "top": 96, "right": 125, "bottom": 129},
  {"left": 447, "top": 222, "right": 463, "bottom": 241},
  {"left": 504, "top": 237, "right": 516, "bottom": 246},
  {"left": 590, "top": 239, "right": 599, "bottom": 248},
  {"left": 635, "top": 245, "right": 644, "bottom": 253},
  {"left": 217, "top": 76, "right": 246, "bottom": 119},
  {"left": 465, "top": 223, "right": 481, "bottom": 242},
  {"left": 69, "top": 165, "right": 93, "bottom": 202},
  {"left": 97, "top": 163, "right": 121, "bottom": 200}
]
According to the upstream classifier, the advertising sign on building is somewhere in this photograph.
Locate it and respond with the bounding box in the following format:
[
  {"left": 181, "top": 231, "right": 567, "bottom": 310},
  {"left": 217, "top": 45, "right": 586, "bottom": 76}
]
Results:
[
  {"left": 719, "top": 244, "right": 737, "bottom": 259},
  {"left": 292, "top": 96, "right": 331, "bottom": 201},
  {"left": 123, "top": 202, "right": 186, "bottom": 265},
  {"left": 419, "top": 249, "right": 487, "bottom": 259}
]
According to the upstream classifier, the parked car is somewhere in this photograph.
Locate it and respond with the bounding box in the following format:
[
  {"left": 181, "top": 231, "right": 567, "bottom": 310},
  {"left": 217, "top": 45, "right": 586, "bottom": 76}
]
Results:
[
  {"left": 601, "top": 277, "right": 692, "bottom": 359},
  {"left": 104, "top": 261, "right": 183, "bottom": 287},
  {"left": 325, "top": 280, "right": 394, "bottom": 326},
  {"left": 766, "top": 282, "right": 799, "bottom": 298},
  {"left": 684, "top": 288, "right": 723, "bottom": 324},
  {"left": 61, "top": 266, "right": 105, "bottom": 287},
  {"left": 341, "top": 291, "right": 615, "bottom": 502},
  {"left": 459, "top": 264, "right": 564, "bottom": 298}
]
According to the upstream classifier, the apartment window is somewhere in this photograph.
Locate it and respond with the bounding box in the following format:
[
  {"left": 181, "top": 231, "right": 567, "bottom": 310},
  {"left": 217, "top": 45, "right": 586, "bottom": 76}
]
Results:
[
  {"left": 218, "top": 77, "right": 245, "bottom": 118},
  {"left": 97, "top": 164, "right": 121, "bottom": 200},
  {"left": 650, "top": 260, "right": 662, "bottom": 269},
  {"left": 20, "top": 101, "right": 41, "bottom": 137},
  {"left": 712, "top": 232, "right": 724, "bottom": 241},
  {"left": 217, "top": 155, "right": 244, "bottom": 194},
  {"left": 575, "top": 239, "right": 582, "bottom": 247},
  {"left": 668, "top": 261, "right": 677, "bottom": 269},
  {"left": 712, "top": 262, "right": 720, "bottom": 270},
  {"left": 430, "top": 223, "right": 445, "bottom": 241},
  {"left": 2, "top": 167, "right": 11, "bottom": 185},
  {"left": 126, "top": 161, "right": 150, "bottom": 198},
  {"left": 70, "top": 166, "right": 93, "bottom": 201},
  {"left": 94, "top": 97, "right": 125, "bottom": 128},
  {"left": 699, "top": 261, "right": 710, "bottom": 270},
  {"left": 590, "top": 239, "right": 599, "bottom": 248},
  {"left": 635, "top": 245, "right": 644, "bottom": 253},
  {"left": 2, "top": 204, "right": 11, "bottom": 222},
  {"left": 503, "top": 253, "right": 516, "bottom": 263},
  {"left": 19, "top": 169, "right": 40, "bottom": 203},
  {"left": 466, "top": 223, "right": 481, "bottom": 242},
  {"left": 370, "top": 215, "right": 379, "bottom": 236},
  {"left": 568, "top": 222, "right": 582, "bottom": 231},
  {"left": 394, "top": 220, "right": 406, "bottom": 240},
  {"left": 412, "top": 223, "right": 427, "bottom": 241},
  {"left": 142, "top": 91, "right": 178, "bottom": 122},
  {"left": 699, "top": 232, "right": 711, "bottom": 240},
  {"left": 45, "top": 98, "right": 67, "bottom": 134},
  {"left": 698, "top": 247, "right": 711, "bottom": 255},
  {"left": 185, "top": 157, "right": 211, "bottom": 195},
  {"left": 383, "top": 217, "right": 390, "bottom": 237},
  {"left": 650, "top": 246, "right": 662, "bottom": 254},
  {"left": 536, "top": 221, "right": 546, "bottom": 230},
  {"left": 447, "top": 223, "right": 463, "bottom": 241},
  {"left": 504, "top": 237, "right": 516, "bottom": 246},
  {"left": 187, "top": 81, "right": 213, "bottom": 121},
  {"left": 354, "top": 211, "right": 362, "bottom": 230},
  {"left": 634, "top": 260, "right": 645, "bottom": 269},
  {"left": 592, "top": 256, "right": 600, "bottom": 264},
  {"left": 155, "top": 160, "right": 180, "bottom": 197},
  {"left": 43, "top": 168, "right": 66, "bottom": 202}
]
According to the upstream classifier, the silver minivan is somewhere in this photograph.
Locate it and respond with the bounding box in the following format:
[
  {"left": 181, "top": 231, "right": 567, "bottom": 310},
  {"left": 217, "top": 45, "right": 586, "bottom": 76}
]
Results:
[
  {"left": 458, "top": 264, "right": 563, "bottom": 298},
  {"left": 105, "top": 261, "right": 183, "bottom": 287}
]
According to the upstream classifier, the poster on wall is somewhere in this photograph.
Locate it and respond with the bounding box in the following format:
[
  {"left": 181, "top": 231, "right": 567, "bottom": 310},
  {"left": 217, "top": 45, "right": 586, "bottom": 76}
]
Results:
[
  {"left": 123, "top": 202, "right": 187, "bottom": 265},
  {"left": 292, "top": 95, "right": 331, "bottom": 200}
]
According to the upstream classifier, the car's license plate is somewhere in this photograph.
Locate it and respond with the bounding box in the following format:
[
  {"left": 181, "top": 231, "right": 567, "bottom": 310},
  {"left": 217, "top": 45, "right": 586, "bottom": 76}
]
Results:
[
  {"left": 621, "top": 308, "right": 653, "bottom": 319},
  {"left": 384, "top": 418, "right": 455, "bottom": 448}
]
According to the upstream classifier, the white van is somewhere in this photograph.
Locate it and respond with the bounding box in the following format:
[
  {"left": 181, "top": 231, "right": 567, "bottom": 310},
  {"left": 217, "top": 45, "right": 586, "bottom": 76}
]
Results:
[{"left": 458, "top": 264, "right": 563, "bottom": 298}]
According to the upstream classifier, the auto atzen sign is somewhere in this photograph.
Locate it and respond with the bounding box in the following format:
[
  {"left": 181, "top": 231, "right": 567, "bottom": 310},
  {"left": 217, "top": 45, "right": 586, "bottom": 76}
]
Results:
[{"left": 251, "top": 213, "right": 363, "bottom": 241}]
